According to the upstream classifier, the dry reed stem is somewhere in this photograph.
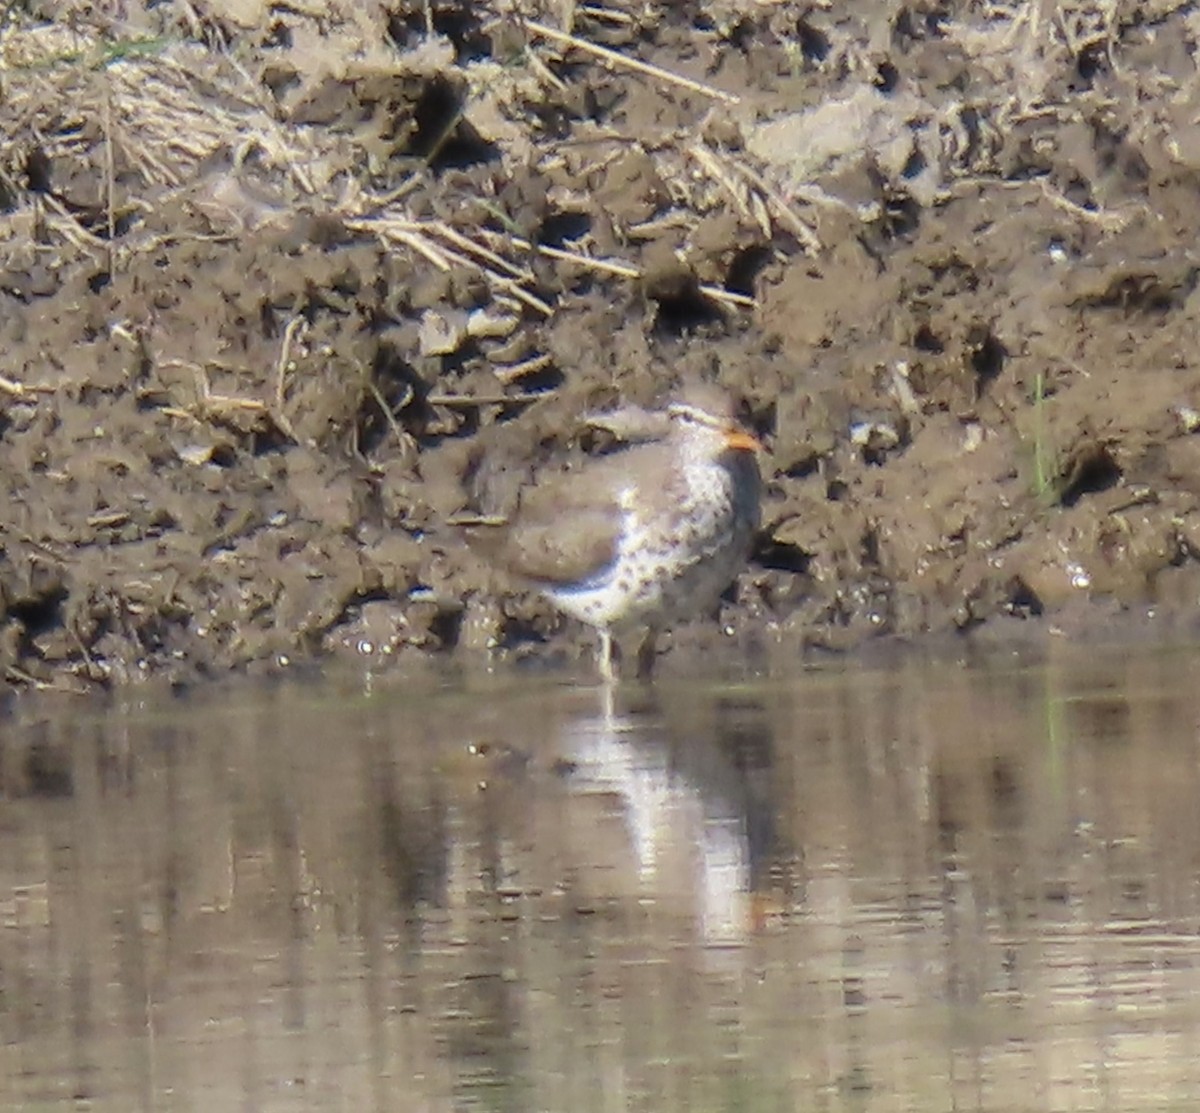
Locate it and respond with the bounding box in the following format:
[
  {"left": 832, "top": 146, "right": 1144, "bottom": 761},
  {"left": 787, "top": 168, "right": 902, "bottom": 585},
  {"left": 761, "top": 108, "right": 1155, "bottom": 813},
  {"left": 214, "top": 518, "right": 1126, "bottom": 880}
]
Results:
[
  {"left": 492, "top": 353, "right": 555, "bottom": 384},
  {"left": 694, "top": 145, "right": 823, "bottom": 254},
  {"left": 390, "top": 227, "right": 454, "bottom": 270},
  {"left": 431, "top": 221, "right": 534, "bottom": 280},
  {"left": 527, "top": 241, "right": 639, "bottom": 278},
  {"left": 577, "top": 6, "right": 635, "bottom": 24},
  {"left": 948, "top": 176, "right": 1138, "bottom": 230},
  {"left": 523, "top": 47, "right": 568, "bottom": 93},
  {"left": 626, "top": 213, "right": 693, "bottom": 238},
  {"left": 514, "top": 239, "right": 756, "bottom": 309},
  {"left": 364, "top": 378, "right": 416, "bottom": 460},
  {"left": 353, "top": 218, "right": 554, "bottom": 315},
  {"left": 272, "top": 317, "right": 304, "bottom": 443},
  {"left": 5, "top": 663, "right": 87, "bottom": 692},
  {"left": 167, "top": 362, "right": 273, "bottom": 427},
  {"left": 695, "top": 284, "right": 755, "bottom": 309},
  {"left": 40, "top": 198, "right": 107, "bottom": 251},
  {"left": 102, "top": 78, "right": 116, "bottom": 271},
  {"left": 428, "top": 391, "right": 548, "bottom": 406},
  {"left": 0, "top": 376, "right": 55, "bottom": 397},
  {"left": 86, "top": 510, "right": 131, "bottom": 528},
  {"left": 687, "top": 142, "right": 765, "bottom": 235},
  {"left": 523, "top": 18, "right": 741, "bottom": 104}
]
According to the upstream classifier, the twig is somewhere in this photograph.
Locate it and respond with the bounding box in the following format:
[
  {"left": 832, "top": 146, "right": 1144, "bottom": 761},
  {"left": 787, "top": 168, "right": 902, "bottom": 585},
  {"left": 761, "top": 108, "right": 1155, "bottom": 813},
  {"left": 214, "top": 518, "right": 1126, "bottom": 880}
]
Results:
[
  {"left": 523, "top": 46, "right": 568, "bottom": 93},
  {"left": 430, "top": 220, "right": 534, "bottom": 281},
  {"left": 687, "top": 143, "right": 767, "bottom": 237},
  {"left": 515, "top": 240, "right": 756, "bottom": 309},
  {"left": 391, "top": 227, "right": 453, "bottom": 270},
  {"left": 428, "top": 391, "right": 550, "bottom": 407},
  {"left": 946, "top": 176, "right": 1137, "bottom": 230},
  {"left": 272, "top": 317, "right": 304, "bottom": 442},
  {"left": 354, "top": 219, "right": 554, "bottom": 316},
  {"left": 365, "top": 378, "right": 415, "bottom": 459},
  {"left": 41, "top": 195, "right": 107, "bottom": 249},
  {"left": 706, "top": 148, "right": 824, "bottom": 254},
  {"left": 86, "top": 510, "right": 131, "bottom": 528},
  {"left": 523, "top": 18, "right": 740, "bottom": 104},
  {"left": 0, "top": 375, "right": 55, "bottom": 397},
  {"left": 530, "top": 241, "right": 639, "bottom": 279},
  {"left": 181, "top": 362, "right": 270, "bottom": 422},
  {"left": 492, "top": 353, "right": 555, "bottom": 385},
  {"left": 5, "top": 664, "right": 51, "bottom": 689},
  {"left": 102, "top": 79, "right": 116, "bottom": 272},
  {"left": 577, "top": 5, "right": 635, "bottom": 24}
]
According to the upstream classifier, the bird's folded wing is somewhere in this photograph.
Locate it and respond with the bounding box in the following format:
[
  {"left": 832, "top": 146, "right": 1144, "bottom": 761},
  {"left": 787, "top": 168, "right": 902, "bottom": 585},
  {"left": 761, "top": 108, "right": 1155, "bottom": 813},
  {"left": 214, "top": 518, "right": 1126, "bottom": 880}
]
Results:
[{"left": 462, "top": 505, "right": 621, "bottom": 587}]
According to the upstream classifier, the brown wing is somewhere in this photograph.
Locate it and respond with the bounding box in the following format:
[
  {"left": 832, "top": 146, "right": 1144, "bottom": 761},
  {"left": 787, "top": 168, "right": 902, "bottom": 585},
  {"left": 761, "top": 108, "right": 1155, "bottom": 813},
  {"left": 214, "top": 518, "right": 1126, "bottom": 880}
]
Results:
[
  {"left": 461, "top": 441, "right": 671, "bottom": 586},
  {"left": 459, "top": 461, "right": 626, "bottom": 585},
  {"left": 465, "top": 507, "right": 620, "bottom": 585}
]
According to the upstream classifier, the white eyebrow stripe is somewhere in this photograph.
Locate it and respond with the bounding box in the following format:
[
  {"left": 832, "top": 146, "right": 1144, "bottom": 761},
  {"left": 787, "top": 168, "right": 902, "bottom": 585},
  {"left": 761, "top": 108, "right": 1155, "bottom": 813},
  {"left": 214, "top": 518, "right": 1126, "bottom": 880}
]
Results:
[{"left": 667, "top": 404, "right": 725, "bottom": 428}]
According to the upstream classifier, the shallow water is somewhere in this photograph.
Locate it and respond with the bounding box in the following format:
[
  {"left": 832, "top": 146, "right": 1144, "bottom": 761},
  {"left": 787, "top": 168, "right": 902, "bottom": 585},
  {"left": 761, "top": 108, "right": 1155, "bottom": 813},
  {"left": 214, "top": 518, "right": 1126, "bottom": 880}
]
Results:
[{"left": 5, "top": 645, "right": 1200, "bottom": 1111}]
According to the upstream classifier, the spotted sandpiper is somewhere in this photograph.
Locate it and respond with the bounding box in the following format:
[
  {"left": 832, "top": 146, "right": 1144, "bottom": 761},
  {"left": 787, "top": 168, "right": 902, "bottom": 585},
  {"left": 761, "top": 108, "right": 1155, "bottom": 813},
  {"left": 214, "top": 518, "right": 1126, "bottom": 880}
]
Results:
[{"left": 460, "top": 384, "right": 762, "bottom": 681}]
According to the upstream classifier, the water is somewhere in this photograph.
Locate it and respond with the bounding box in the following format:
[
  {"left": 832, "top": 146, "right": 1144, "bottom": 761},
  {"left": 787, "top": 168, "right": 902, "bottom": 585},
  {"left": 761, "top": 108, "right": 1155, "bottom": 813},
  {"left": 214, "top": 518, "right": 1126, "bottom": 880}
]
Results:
[{"left": 4, "top": 644, "right": 1200, "bottom": 1111}]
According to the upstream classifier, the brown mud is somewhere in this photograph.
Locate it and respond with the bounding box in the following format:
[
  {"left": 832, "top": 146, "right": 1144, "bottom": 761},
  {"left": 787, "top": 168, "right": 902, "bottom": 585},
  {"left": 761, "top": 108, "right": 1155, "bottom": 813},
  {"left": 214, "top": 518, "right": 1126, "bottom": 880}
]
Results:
[{"left": 3, "top": 0, "right": 1200, "bottom": 689}]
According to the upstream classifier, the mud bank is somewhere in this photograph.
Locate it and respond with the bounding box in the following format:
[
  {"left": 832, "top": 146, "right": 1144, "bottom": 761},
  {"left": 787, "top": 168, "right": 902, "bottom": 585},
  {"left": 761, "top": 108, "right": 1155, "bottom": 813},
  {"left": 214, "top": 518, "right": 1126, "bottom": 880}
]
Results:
[{"left": 3, "top": 1, "right": 1200, "bottom": 689}]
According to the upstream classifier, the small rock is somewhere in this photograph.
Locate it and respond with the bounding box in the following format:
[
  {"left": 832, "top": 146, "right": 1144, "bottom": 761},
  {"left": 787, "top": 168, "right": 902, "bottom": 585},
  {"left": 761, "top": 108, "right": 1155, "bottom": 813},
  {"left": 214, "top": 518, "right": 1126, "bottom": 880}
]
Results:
[
  {"left": 1174, "top": 404, "right": 1200, "bottom": 433},
  {"left": 418, "top": 308, "right": 469, "bottom": 356}
]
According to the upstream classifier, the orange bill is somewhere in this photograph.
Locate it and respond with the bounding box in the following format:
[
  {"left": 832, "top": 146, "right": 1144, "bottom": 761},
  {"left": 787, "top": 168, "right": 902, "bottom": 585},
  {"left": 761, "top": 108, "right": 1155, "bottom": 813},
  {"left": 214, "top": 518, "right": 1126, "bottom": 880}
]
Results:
[{"left": 723, "top": 428, "right": 764, "bottom": 453}]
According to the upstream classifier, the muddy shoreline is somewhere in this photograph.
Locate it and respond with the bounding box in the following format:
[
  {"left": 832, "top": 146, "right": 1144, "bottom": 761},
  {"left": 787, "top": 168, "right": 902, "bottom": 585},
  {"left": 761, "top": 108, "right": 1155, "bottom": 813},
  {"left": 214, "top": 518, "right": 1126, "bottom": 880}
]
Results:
[{"left": 3, "top": 2, "right": 1200, "bottom": 691}]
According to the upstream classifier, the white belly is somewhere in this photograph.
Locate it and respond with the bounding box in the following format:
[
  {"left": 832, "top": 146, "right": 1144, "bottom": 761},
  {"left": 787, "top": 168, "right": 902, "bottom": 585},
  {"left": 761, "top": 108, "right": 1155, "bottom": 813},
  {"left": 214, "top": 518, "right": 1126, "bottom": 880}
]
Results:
[{"left": 545, "top": 464, "right": 757, "bottom": 631}]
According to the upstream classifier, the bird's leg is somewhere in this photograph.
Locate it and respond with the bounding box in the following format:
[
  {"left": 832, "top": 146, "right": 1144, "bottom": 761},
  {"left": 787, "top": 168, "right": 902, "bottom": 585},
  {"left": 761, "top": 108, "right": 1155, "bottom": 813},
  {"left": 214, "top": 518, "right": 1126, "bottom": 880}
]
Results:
[
  {"left": 600, "top": 676, "right": 616, "bottom": 724},
  {"left": 598, "top": 629, "right": 616, "bottom": 684},
  {"left": 635, "top": 629, "right": 659, "bottom": 681}
]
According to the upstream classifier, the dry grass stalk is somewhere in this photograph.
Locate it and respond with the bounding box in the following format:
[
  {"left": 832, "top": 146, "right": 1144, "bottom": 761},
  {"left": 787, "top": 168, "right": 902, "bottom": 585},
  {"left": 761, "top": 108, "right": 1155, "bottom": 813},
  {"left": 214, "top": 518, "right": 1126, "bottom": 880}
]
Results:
[
  {"left": 86, "top": 510, "right": 131, "bottom": 528},
  {"left": 948, "top": 177, "right": 1137, "bottom": 231},
  {"left": 156, "top": 360, "right": 278, "bottom": 432},
  {"left": 427, "top": 391, "right": 549, "bottom": 406},
  {"left": 625, "top": 213, "right": 693, "bottom": 239},
  {"left": 431, "top": 221, "right": 534, "bottom": 281},
  {"left": 687, "top": 143, "right": 769, "bottom": 237},
  {"left": 272, "top": 317, "right": 304, "bottom": 443},
  {"left": 492, "top": 353, "right": 555, "bottom": 384},
  {"left": 390, "top": 227, "right": 454, "bottom": 270},
  {"left": 364, "top": 378, "right": 416, "bottom": 461},
  {"left": 690, "top": 143, "right": 822, "bottom": 254},
  {"left": 41, "top": 196, "right": 107, "bottom": 250},
  {"left": 527, "top": 241, "right": 639, "bottom": 279},
  {"left": 5, "top": 662, "right": 88, "bottom": 692},
  {"left": 522, "top": 46, "right": 569, "bottom": 92},
  {"left": 513, "top": 239, "right": 756, "bottom": 309},
  {"left": 351, "top": 217, "right": 554, "bottom": 316},
  {"left": 0, "top": 375, "right": 55, "bottom": 397},
  {"left": 576, "top": 5, "right": 636, "bottom": 24},
  {"left": 102, "top": 79, "right": 116, "bottom": 272},
  {"left": 523, "top": 18, "right": 741, "bottom": 104}
]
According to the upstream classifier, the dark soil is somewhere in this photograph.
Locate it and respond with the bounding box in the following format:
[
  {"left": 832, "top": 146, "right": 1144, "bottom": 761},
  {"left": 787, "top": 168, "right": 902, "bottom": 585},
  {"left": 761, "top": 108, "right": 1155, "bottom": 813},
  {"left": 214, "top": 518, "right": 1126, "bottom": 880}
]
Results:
[{"left": 4, "top": 0, "right": 1200, "bottom": 689}]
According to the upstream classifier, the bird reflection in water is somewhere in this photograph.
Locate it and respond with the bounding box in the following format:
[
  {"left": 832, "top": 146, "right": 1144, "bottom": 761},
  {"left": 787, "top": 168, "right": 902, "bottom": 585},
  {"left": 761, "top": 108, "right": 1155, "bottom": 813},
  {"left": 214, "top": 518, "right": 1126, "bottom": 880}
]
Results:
[{"left": 550, "top": 682, "right": 777, "bottom": 946}]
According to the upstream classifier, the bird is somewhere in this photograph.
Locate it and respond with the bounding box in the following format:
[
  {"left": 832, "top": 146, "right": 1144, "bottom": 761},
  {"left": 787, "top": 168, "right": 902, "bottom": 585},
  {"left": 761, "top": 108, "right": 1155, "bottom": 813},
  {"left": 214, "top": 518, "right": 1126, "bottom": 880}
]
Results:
[{"left": 458, "top": 383, "right": 763, "bottom": 681}]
